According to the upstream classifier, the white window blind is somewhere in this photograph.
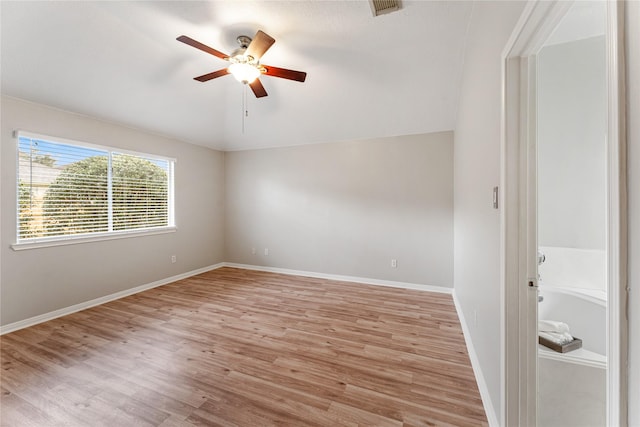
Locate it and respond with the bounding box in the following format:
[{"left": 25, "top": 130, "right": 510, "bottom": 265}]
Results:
[{"left": 17, "top": 132, "right": 174, "bottom": 243}]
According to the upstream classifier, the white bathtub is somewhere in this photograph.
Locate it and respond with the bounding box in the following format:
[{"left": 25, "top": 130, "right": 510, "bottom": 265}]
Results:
[
  {"left": 538, "top": 284, "right": 606, "bottom": 358},
  {"left": 537, "top": 246, "right": 607, "bottom": 363}
]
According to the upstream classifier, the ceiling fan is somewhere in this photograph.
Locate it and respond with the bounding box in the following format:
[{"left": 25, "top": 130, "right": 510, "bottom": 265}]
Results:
[{"left": 177, "top": 30, "right": 307, "bottom": 98}]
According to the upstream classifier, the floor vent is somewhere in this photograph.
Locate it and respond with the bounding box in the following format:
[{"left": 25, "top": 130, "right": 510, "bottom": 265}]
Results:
[{"left": 369, "top": 0, "right": 401, "bottom": 17}]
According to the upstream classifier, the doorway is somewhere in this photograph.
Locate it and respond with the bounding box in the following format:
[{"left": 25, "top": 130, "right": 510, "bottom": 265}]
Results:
[
  {"left": 536, "top": 2, "right": 607, "bottom": 424},
  {"left": 501, "top": 1, "right": 627, "bottom": 425}
]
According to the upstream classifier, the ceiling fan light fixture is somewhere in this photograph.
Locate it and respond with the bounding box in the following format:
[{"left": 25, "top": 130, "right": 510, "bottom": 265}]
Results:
[{"left": 228, "top": 62, "right": 261, "bottom": 84}]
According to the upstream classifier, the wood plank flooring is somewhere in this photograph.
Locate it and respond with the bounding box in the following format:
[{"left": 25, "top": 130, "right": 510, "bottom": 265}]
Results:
[{"left": 0, "top": 267, "right": 488, "bottom": 426}]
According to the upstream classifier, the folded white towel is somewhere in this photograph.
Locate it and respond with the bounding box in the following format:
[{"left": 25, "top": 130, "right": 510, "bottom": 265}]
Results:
[
  {"left": 538, "top": 320, "right": 570, "bottom": 334},
  {"left": 540, "top": 331, "right": 574, "bottom": 346}
]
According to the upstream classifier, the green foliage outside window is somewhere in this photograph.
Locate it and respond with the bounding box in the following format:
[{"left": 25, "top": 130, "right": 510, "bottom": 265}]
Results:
[
  {"left": 43, "top": 156, "right": 109, "bottom": 235},
  {"left": 38, "top": 155, "right": 168, "bottom": 237},
  {"left": 18, "top": 180, "right": 35, "bottom": 239}
]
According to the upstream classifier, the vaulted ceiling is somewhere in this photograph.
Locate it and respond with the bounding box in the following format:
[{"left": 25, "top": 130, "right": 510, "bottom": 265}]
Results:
[{"left": 1, "top": 1, "right": 473, "bottom": 151}]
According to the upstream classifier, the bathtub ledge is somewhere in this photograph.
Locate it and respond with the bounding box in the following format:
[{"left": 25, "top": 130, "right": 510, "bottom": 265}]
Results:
[{"left": 539, "top": 345, "right": 607, "bottom": 369}]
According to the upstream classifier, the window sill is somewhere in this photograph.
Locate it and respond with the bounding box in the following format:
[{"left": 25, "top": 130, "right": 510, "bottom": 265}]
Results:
[{"left": 11, "top": 227, "right": 177, "bottom": 251}]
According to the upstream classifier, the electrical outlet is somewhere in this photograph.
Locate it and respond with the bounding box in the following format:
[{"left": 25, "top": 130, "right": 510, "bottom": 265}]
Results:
[
  {"left": 391, "top": 259, "right": 397, "bottom": 268},
  {"left": 171, "top": 255, "right": 176, "bottom": 263},
  {"left": 251, "top": 247, "right": 256, "bottom": 255},
  {"left": 264, "top": 248, "right": 269, "bottom": 256}
]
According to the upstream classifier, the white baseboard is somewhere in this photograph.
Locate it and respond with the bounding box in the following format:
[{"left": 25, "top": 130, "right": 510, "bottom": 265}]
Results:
[
  {"left": 451, "top": 290, "right": 499, "bottom": 427},
  {"left": 222, "top": 262, "right": 453, "bottom": 294},
  {"left": 0, "top": 263, "right": 225, "bottom": 335}
]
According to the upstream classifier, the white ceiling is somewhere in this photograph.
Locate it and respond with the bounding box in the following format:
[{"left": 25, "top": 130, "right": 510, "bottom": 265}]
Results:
[{"left": 1, "top": 1, "right": 473, "bottom": 151}]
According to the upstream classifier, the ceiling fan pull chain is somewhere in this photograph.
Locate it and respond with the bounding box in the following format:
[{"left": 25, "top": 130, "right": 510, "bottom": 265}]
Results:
[
  {"left": 245, "top": 84, "right": 249, "bottom": 118},
  {"left": 241, "top": 84, "right": 246, "bottom": 134}
]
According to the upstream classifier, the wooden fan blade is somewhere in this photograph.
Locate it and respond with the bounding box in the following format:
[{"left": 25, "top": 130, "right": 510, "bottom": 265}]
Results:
[
  {"left": 194, "top": 68, "right": 229, "bottom": 82},
  {"left": 177, "top": 35, "right": 228, "bottom": 60},
  {"left": 246, "top": 30, "right": 275, "bottom": 60},
  {"left": 249, "top": 79, "right": 268, "bottom": 98},
  {"left": 262, "top": 65, "right": 307, "bottom": 82}
]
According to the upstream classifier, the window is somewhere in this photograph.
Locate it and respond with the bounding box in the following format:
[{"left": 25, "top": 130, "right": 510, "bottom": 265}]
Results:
[{"left": 16, "top": 131, "right": 175, "bottom": 246}]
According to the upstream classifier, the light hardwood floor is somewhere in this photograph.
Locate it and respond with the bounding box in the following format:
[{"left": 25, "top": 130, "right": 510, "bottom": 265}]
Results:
[{"left": 1, "top": 267, "right": 487, "bottom": 426}]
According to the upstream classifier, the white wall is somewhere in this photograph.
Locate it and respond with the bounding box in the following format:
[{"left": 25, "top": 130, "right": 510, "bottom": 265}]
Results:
[
  {"left": 537, "top": 36, "right": 607, "bottom": 293},
  {"left": 0, "top": 96, "right": 225, "bottom": 326},
  {"left": 537, "top": 36, "right": 607, "bottom": 251},
  {"left": 453, "top": 0, "right": 526, "bottom": 420},
  {"left": 626, "top": 1, "right": 640, "bottom": 424},
  {"left": 224, "top": 132, "right": 453, "bottom": 287}
]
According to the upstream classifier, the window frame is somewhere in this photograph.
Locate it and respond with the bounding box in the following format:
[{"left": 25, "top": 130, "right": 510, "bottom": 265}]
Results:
[{"left": 13, "top": 130, "right": 176, "bottom": 251}]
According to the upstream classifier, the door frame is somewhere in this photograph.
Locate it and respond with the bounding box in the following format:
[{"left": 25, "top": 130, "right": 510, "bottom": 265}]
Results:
[{"left": 501, "top": 1, "right": 628, "bottom": 426}]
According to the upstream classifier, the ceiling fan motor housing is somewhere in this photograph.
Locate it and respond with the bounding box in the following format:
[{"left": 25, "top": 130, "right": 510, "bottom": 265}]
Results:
[{"left": 236, "top": 35, "right": 252, "bottom": 49}]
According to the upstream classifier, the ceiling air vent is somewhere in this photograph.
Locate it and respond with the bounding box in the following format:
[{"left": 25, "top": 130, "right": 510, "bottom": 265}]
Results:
[{"left": 369, "top": 0, "right": 401, "bottom": 17}]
